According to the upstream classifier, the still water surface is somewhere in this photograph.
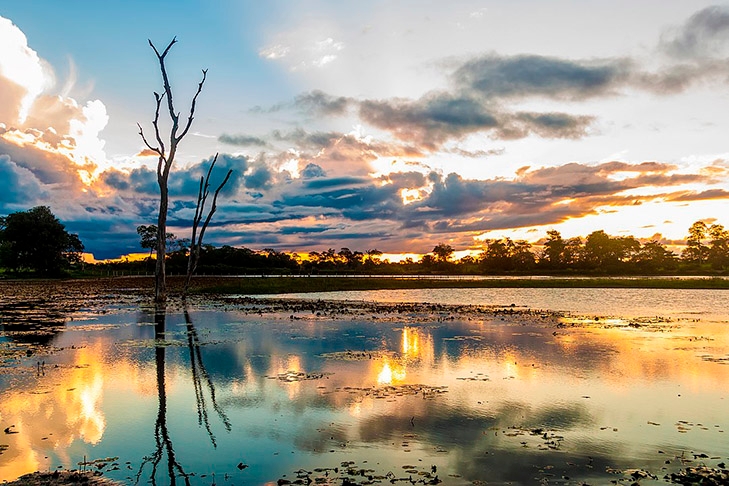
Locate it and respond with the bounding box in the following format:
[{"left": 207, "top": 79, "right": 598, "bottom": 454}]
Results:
[{"left": 1, "top": 288, "right": 728, "bottom": 485}]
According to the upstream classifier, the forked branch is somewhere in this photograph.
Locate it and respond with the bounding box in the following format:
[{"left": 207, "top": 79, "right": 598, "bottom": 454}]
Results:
[{"left": 183, "top": 153, "right": 233, "bottom": 296}]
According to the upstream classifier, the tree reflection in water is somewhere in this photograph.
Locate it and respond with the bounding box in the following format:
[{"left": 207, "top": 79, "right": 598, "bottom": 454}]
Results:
[
  {"left": 136, "top": 305, "right": 230, "bottom": 485},
  {"left": 185, "top": 307, "right": 232, "bottom": 447}
]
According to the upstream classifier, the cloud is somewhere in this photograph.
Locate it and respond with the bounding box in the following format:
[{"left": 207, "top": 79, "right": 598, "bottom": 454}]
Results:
[
  {"left": 271, "top": 128, "right": 343, "bottom": 149},
  {"left": 100, "top": 166, "right": 157, "bottom": 195},
  {"left": 0, "top": 154, "right": 46, "bottom": 206},
  {"left": 0, "top": 16, "right": 53, "bottom": 122},
  {"left": 292, "top": 90, "right": 352, "bottom": 116},
  {"left": 660, "top": 5, "right": 729, "bottom": 59},
  {"left": 85, "top": 155, "right": 722, "bottom": 256},
  {"left": 244, "top": 162, "right": 272, "bottom": 190},
  {"left": 0, "top": 137, "right": 86, "bottom": 187},
  {"left": 136, "top": 148, "right": 159, "bottom": 157},
  {"left": 301, "top": 163, "right": 326, "bottom": 178},
  {"left": 359, "top": 93, "right": 499, "bottom": 147},
  {"left": 666, "top": 188, "right": 729, "bottom": 202},
  {"left": 453, "top": 54, "right": 628, "bottom": 100},
  {"left": 498, "top": 112, "right": 595, "bottom": 140},
  {"left": 359, "top": 92, "right": 595, "bottom": 146},
  {"left": 0, "top": 15, "right": 109, "bottom": 187},
  {"left": 101, "top": 154, "right": 248, "bottom": 199},
  {"left": 259, "top": 34, "right": 345, "bottom": 71},
  {"left": 223, "top": 128, "right": 422, "bottom": 179},
  {"left": 218, "top": 133, "right": 268, "bottom": 147},
  {"left": 256, "top": 12, "right": 729, "bottom": 152},
  {"left": 5, "top": 7, "right": 729, "bottom": 259}
]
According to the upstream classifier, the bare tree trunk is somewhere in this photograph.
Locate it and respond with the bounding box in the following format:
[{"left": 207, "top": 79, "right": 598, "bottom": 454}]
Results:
[
  {"left": 139, "top": 37, "right": 207, "bottom": 303},
  {"left": 183, "top": 153, "right": 232, "bottom": 297},
  {"left": 155, "top": 185, "right": 169, "bottom": 302}
]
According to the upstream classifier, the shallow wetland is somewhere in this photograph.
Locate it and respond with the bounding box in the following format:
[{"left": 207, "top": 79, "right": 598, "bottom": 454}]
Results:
[{"left": 1, "top": 278, "right": 728, "bottom": 485}]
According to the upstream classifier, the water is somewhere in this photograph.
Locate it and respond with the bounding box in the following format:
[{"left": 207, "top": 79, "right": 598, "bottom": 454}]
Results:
[
  {"left": 1, "top": 287, "right": 728, "bottom": 485},
  {"left": 257, "top": 287, "right": 729, "bottom": 321}
]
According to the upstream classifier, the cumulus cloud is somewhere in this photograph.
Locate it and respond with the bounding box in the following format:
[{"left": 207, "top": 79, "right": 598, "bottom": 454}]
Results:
[
  {"left": 0, "top": 154, "right": 46, "bottom": 206},
  {"left": 221, "top": 127, "right": 421, "bottom": 179},
  {"left": 301, "top": 163, "right": 326, "bottom": 179},
  {"left": 0, "top": 16, "right": 53, "bottom": 122},
  {"left": 0, "top": 15, "right": 109, "bottom": 188},
  {"left": 90, "top": 153, "right": 723, "bottom": 256}
]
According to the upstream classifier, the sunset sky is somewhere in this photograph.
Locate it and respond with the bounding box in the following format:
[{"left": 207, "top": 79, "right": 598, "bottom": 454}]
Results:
[{"left": 1, "top": 1, "right": 728, "bottom": 259}]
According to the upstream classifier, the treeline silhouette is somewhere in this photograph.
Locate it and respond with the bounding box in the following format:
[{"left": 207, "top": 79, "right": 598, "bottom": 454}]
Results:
[{"left": 95, "top": 221, "right": 729, "bottom": 276}]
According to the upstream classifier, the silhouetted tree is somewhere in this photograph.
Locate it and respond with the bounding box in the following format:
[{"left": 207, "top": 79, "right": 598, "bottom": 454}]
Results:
[
  {"left": 364, "top": 249, "right": 382, "bottom": 269},
  {"left": 419, "top": 254, "right": 437, "bottom": 267},
  {"left": 540, "top": 230, "right": 566, "bottom": 269},
  {"left": 432, "top": 243, "right": 455, "bottom": 263},
  {"left": 0, "top": 206, "right": 84, "bottom": 275},
  {"left": 480, "top": 238, "right": 535, "bottom": 272},
  {"left": 138, "top": 37, "right": 207, "bottom": 302},
  {"left": 338, "top": 247, "right": 364, "bottom": 270},
  {"left": 634, "top": 240, "right": 677, "bottom": 273},
  {"left": 562, "top": 237, "right": 584, "bottom": 267},
  {"left": 582, "top": 230, "right": 639, "bottom": 271},
  {"left": 184, "top": 153, "right": 233, "bottom": 296},
  {"left": 137, "top": 224, "right": 177, "bottom": 258},
  {"left": 481, "top": 238, "right": 513, "bottom": 272},
  {"left": 682, "top": 221, "right": 709, "bottom": 265},
  {"left": 707, "top": 223, "right": 729, "bottom": 270}
]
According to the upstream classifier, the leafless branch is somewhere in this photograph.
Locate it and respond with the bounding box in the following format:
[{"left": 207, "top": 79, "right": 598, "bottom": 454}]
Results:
[
  {"left": 152, "top": 92, "right": 166, "bottom": 156},
  {"left": 183, "top": 154, "right": 233, "bottom": 296},
  {"left": 177, "top": 69, "right": 207, "bottom": 142},
  {"left": 197, "top": 168, "right": 232, "bottom": 248},
  {"left": 137, "top": 123, "right": 161, "bottom": 155}
]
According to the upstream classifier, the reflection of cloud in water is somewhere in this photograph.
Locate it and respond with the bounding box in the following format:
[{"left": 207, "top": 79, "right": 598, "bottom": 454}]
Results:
[
  {"left": 3, "top": 302, "right": 729, "bottom": 484},
  {"left": 0, "top": 342, "right": 120, "bottom": 479}
]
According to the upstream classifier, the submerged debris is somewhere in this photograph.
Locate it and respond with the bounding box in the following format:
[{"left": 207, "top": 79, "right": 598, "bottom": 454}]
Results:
[
  {"left": 276, "top": 460, "right": 442, "bottom": 486},
  {"left": 666, "top": 466, "right": 729, "bottom": 485},
  {"left": 269, "top": 370, "right": 333, "bottom": 382},
  {"left": 319, "top": 350, "right": 395, "bottom": 361},
  {"left": 4, "top": 470, "right": 124, "bottom": 485}
]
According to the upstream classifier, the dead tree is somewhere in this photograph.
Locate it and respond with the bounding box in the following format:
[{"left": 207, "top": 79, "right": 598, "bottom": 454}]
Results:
[
  {"left": 183, "top": 153, "right": 232, "bottom": 296},
  {"left": 138, "top": 37, "right": 207, "bottom": 303}
]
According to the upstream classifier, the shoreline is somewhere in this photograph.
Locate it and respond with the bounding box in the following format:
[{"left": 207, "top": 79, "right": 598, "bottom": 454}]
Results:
[{"left": 2, "top": 275, "right": 729, "bottom": 302}]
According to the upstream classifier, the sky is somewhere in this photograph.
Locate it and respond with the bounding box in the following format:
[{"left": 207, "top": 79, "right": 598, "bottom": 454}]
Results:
[{"left": 1, "top": 1, "right": 728, "bottom": 259}]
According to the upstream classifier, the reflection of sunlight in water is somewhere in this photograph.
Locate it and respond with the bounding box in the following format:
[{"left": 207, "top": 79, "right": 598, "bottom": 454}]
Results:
[
  {"left": 402, "top": 327, "right": 419, "bottom": 357},
  {"left": 376, "top": 328, "right": 438, "bottom": 385},
  {"left": 271, "top": 354, "right": 304, "bottom": 398},
  {"left": 377, "top": 360, "right": 393, "bottom": 384},
  {"left": 348, "top": 401, "right": 362, "bottom": 417},
  {"left": 502, "top": 351, "right": 519, "bottom": 378},
  {"left": 76, "top": 348, "right": 105, "bottom": 444},
  {"left": 376, "top": 359, "right": 406, "bottom": 385}
]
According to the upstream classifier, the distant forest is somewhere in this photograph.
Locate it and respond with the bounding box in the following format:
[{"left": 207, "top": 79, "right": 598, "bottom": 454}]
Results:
[{"left": 96, "top": 220, "right": 729, "bottom": 277}]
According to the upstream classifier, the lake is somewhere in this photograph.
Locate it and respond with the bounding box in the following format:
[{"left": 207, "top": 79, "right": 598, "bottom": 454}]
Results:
[{"left": 1, "top": 286, "right": 728, "bottom": 485}]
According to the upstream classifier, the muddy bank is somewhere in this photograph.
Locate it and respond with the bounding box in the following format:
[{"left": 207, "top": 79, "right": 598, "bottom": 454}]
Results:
[{"left": 3, "top": 470, "right": 124, "bottom": 485}]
